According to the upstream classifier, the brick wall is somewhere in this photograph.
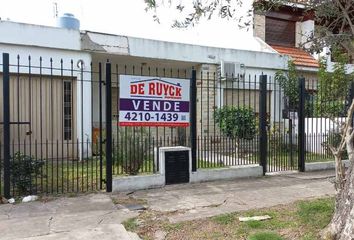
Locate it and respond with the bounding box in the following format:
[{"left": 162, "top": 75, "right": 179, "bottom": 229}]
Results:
[{"left": 253, "top": 14, "right": 265, "bottom": 41}]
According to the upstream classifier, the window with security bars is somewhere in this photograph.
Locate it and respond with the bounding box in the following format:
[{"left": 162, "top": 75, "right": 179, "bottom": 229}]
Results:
[{"left": 64, "top": 81, "right": 72, "bottom": 140}]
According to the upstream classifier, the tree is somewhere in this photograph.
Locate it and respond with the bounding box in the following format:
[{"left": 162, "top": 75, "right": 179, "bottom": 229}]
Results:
[
  {"left": 144, "top": 1, "right": 354, "bottom": 239},
  {"left": 144, "top": 0, "right": 354, "bottom": 55},
  {"left": 315, "top": 50, "right": 354, "bottom": 240}
]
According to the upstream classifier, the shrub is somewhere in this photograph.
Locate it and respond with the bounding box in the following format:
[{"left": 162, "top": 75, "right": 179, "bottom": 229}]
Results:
[
  {"left": 214, "top": 106, "right": 257, "bottom": 140},
  {"left": 9, "top": 152, "right": 45, "bottom": 195},
  {"left": 115, "top": 128, "right": 151, "bottom": 175}
]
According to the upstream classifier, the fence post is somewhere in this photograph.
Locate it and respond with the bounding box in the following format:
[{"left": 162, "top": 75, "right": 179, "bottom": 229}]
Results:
[
  {"left": 98, "top": 63, "right": 103, "bottom": 189},
  {"left": 3, "top": 53, "right": 11, "bottom": 199},
  {"left": 350, "top": 81, "right": 354, "bottom": 126},
  {"left": 259, "top": 75, "right": 267, "bottom": 175},
  {"left": 190, "top": 69, "right": 197, "bottom": 172},
  {"left": 105, "top": 62, "right": 112, "bottom": 192},
  {"left": 298, "top": 77, "right": 306, "bottom": 172},
  {"left": 349, "top": 81, "right": 354, "bottom": 109}
]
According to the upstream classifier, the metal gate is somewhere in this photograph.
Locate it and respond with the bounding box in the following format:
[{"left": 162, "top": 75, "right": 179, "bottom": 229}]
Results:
[
  {"left": 0, "top": 53, "right": 111, "bottom": 198},
  {"left": 261, "top": 76, "right": 304, "bottom": 173},
  {"left": 194, "top": 71, "right": 305, "bottom": 174}
]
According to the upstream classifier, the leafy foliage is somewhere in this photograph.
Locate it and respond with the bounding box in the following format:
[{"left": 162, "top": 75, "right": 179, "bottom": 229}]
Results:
[
  {"left": 275, "top": 60, "right": 299, "bottom": 109},
  {"left": 314, "top": 49, "right": 352, "bottom": 117},
  {"left": 144, "top": 0, "right": 253, "bottom": 29},
  {"left": 9, "top": 152, "right": 44, "bottom": 195},
  {"left": 214, "top": 106, "right": 257, "bottom": 140}
]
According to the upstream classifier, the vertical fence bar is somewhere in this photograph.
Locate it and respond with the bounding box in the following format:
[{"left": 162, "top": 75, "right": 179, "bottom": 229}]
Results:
[
  {"left": 3, "top": 53, "right": 11, "bottom": 199},
  {"left": 98, "top": 63, "right": 103, "bottom": 189},
  {"left": 259, "top": 75, "right": 267, "bottom": 175},
  {"left": 298, "top": 77, "right": 306, "bottom": 172},
  {"left": 105, "top": 62, "right": 112, "bottom": 192},
  {"left": 190, "top": 69, "right": 197, "bottom": 172}
]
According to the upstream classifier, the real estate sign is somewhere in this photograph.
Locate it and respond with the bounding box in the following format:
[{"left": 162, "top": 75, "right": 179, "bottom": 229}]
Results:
[{"left": 119, "top": 75, "right": 190, "bottom": 127}]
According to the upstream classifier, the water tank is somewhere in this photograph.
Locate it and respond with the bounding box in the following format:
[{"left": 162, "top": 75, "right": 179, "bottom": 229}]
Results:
[{"left": 57, "top": 13, "right": 80, "bottom": 30}]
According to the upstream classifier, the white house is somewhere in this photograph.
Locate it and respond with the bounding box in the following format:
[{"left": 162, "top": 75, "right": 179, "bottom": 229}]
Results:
[{"left": 0, "top": 15, "right": 290, "bottom": 159}]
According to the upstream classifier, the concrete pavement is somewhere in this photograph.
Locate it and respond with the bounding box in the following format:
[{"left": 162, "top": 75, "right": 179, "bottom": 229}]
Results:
[
  {"left": 130, "top": 170, "right": 336, "bottom": 223},
  {"left": 0, "top": 170, "right": 336, "bottom": 239},
  {"left": 0, "top": 194, "right": 140, "bottom": 240}
]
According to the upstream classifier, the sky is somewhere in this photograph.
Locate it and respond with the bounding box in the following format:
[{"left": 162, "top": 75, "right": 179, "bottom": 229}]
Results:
[{"left": 0, "top": 0, "right": 261, "bottom": 51}]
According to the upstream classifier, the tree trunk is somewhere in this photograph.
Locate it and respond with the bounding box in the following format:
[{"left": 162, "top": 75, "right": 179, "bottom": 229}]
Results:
[
  {"left": 334, "top": 153, "right": 345, "bottom": 190},
  {"left": 323, "top": 139, "right": 354, "bottom": 239}
]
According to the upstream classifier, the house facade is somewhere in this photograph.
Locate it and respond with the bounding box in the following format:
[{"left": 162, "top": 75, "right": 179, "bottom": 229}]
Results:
[{"left": 0, "top": 19, "right": 290, "bottom": 160}]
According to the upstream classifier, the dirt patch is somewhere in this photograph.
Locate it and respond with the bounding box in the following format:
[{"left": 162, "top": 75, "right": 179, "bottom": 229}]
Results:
[{"left": 126, "top": 197, "right": 334, "bottom": 240}]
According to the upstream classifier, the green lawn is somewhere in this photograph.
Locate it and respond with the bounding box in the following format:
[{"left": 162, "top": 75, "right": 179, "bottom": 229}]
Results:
[
  {"left": 123, "top": 197, "right": 335, "bottom": 240},
  {"left": 197, "top": 159, "right": 225, "bottom": 169}
]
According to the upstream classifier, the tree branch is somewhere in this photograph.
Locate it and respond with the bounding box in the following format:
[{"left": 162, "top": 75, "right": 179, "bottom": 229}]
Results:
[{"left": 334, "top": 0, "right": 354, "bottom": 35}]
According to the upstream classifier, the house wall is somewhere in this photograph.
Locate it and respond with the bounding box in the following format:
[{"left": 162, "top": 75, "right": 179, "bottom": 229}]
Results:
[
  {"left": 0, "top": 22, "right": 92, "bottom": 158},
  {"left": 0, "top": 74, "right": 78, "bottom": 159},
  {"left": 296, "top": 20, "right": 314, "bottom": 49},
  {"left": 0, "top": 21, "right": 81, "bottom": 51}
]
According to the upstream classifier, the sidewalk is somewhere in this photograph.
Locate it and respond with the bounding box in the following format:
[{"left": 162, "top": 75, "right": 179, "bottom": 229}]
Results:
[
  {"left": 0, "top": 194, "right": 140, "bottom": 240},
  {"left": 0, "top": 170, "right": 335, "bottom": 239},
  {"left": 129, "top": 170, "right": 335, "bottom": 223}
]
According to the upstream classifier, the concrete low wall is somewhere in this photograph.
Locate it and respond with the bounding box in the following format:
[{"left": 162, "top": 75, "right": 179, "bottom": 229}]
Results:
[
  {"left": 112, "top": 164, "right": 263, "bottom": 192},
  {"left": 190, "top": 164, "right": 263, "bottom": 183},
  {"left": 112, "top": 174, "right": 165, "bottom": 192},
  {"left": 305, "top": 160, "right": 350, "bottom": 172}
]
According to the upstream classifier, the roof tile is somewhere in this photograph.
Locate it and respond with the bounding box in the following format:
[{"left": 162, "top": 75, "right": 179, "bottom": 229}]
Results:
[{"left": 271, "top": 45, "right": 319, "bottom": 68}]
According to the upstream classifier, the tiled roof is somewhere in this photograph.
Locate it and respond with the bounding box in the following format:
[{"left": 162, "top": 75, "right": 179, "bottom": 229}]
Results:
[{"left": 271, "top": 45, "right": 319, "bottom": 68}]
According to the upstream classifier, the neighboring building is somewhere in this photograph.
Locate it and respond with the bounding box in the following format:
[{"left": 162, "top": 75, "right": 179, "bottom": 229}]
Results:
[{"left": 254, "top": 4, "right": 319, "bottom": 81}]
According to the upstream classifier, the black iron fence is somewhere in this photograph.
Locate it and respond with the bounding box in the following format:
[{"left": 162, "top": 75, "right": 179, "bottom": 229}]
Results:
[
  {"left": 195, "top": 73, "right": 302, "bottom": 173},
  {"left": 0, "top": 53, "right": 193, "bottom": 197},
  {"left": 0, "top": 54, "right": 109, "bottom": 197},
  {"left": 0, "top": 52, "right": 352, "bottom": 198}
]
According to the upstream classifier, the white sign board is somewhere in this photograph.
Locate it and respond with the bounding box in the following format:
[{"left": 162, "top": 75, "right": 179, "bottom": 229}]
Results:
[{"left": 119, "top": 75, "right": 190, "bottom": 127}]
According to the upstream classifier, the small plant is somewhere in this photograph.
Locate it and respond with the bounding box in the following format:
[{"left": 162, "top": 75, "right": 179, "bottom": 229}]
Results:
[
  {"left": 116, "top": 128, "right": 151, "bottom": 175},
  {"left": 9, "top": 152, "right": 45, "bottom": 195},
  {"left": 122, "top": 218, "right": 139, "bottom": 232},
  {"left": 275, "top": 60, "right": 299, "bottom": 111}
]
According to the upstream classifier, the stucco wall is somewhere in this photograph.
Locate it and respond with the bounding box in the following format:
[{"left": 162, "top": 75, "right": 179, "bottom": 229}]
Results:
[
  {"left": 0, "top": 21, "right": 81, "bottom": 51},
  {"left": 0, "top": 42, "right": 92, "bottom": 158}
]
